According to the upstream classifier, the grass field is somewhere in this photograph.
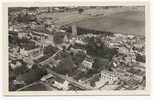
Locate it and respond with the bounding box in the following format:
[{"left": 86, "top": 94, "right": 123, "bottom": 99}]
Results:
[
  {"left": 39, "top": 7, "right": 145, "bottom": 36},
  {"left": 75, "top": 8, "right": 145, "bottom": 36}
]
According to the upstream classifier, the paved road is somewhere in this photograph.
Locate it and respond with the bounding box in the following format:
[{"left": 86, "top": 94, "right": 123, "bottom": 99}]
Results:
[{"left": 40, "top": 49, "right": 62, "bottom": 65}]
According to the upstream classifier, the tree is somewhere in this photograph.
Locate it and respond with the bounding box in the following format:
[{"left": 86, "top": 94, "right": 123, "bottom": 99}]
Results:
[
  {"left": 92, "top": 57, "right": 110, "bottom": 71},
  {"left": 78, "top": 8, "right": 84, "bottom": 14},
  {"left": 72, "top": 51, "right": 86, "bottom": 65},
  {"left": 53, "top": 54, "right": 75, "bottom": 75}
]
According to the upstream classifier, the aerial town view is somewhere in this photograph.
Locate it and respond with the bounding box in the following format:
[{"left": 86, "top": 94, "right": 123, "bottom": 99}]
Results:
[{"left": 8, "top": 6, "right": 146, "bottom": 91}]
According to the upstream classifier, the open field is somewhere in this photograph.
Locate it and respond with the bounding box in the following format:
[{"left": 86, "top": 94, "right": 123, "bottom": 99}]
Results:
[
  {"left": 39, "top": 7, "right": 145, "bottom": 36},
  {"left": 75, "top": 8, "right": 145, "bottom": 36}
]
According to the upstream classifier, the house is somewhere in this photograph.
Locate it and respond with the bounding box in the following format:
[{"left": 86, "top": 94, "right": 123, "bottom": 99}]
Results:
[
  {"left": 27, "top": 48, "right": 44, "bottom": 59},
  {"left": 17, "top": 31, "right": 27, "bottom": 39},
  {"left": 19, "top": 48, "right": 29, "bottom": 57},
  {"left": 31, "top": 31, "right": 49, "bottom": 41},
  {"left": 75, "top": 39, "right": 86, "bottom": 45},
  {"left": 118, "top": 47, "right": 129, "bottom": 55},
  {"left": 133, "top": 74, "right": 144, "bottom": 83},
  {"left": 99, "top": 84, "right": 119, "bottom": 90},
  {"left": 81, "top": 60, "right": 93, "bottom": 69},
  {"left": 95, "top": 79, "right": 108, "bottom": 88},
  {"left": 40, "top": 73, "right": 54, "bottom": 81},
  {"left": 20, "top": 47, "right": 44, "bottom": 60},
  {"left": 52, "top": 80, "right": 69, "bottom": 90},
  {"left": 100, "top": 70, "right": 118, "bottom": 84}
]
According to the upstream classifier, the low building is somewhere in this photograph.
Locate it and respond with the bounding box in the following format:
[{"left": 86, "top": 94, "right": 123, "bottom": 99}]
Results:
[
  {"left": 100, "top": 84, "right": 119, "bottom": 90},
  {"left": 133, "top": 74, "right": 144, "bottom": 83},
  {"left": 20, "top": 47, "right": 44, "bottom": 61},
  {"left": 95, "top": 79, "right": 108, "bottom": 89},
  {"left": 27, "top": 48, "right": 44, "bottom": 59},
  {"left": 17, "top": 31, "right": 27, "bottom": 39},
  {"left": 31, "top": 31, "right": 49, "bottom": 41},
  {"left": 81, "top": 60, "right": 93, "bottom": 69},
  {"left": 52, "top": 80, "right": 69, "bottom": 90},
  {"left": 75, "top": 39, "right": 86, "bottom": 45},
  {"left": 100, "top": 70, "right": 119, "bottom": 84},
  {"left": 118, "top": 47, "right": 129, "bottom": 55},
  {"left": 40, "top": 73, "right": 54, "bottom": 81}
]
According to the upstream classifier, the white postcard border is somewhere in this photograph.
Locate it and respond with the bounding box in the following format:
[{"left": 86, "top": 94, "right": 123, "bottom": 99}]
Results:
[{"left": 2, "top": 1, "right": 151, "bottom": 96}]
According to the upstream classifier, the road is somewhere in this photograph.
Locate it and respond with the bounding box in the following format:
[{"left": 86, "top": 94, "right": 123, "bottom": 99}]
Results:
[
  {"left": 16, "top": 81, "right": 57, "bottom": 91},
  {"left": 38, "top": 46, "right": 94, "bottom": 90},
  {"left": 39, "top": 49, "right": 63, "bottom": 65}
]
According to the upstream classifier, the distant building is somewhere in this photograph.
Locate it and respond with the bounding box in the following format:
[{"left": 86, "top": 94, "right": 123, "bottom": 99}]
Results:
[{"left": 127, "top": 35, "right": 135, "bottom": 39}]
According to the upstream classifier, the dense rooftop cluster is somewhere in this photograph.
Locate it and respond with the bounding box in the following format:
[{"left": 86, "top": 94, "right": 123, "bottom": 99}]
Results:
[{"left": 8, "top": 7, "right": 145, "bottom": 91}]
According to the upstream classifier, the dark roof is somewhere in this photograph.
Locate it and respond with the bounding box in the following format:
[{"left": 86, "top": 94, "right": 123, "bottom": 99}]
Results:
[{"left": 16, "top": 66, "right": 47, "bottom": 84}]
